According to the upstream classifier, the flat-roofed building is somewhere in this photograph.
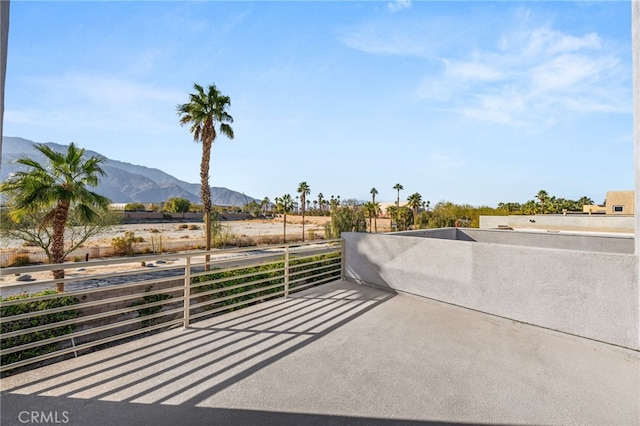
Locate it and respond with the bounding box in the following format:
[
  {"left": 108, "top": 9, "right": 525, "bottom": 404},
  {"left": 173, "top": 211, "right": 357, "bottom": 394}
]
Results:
[{"left": 606, "top": 190, "right": 634, "bottom": 215}]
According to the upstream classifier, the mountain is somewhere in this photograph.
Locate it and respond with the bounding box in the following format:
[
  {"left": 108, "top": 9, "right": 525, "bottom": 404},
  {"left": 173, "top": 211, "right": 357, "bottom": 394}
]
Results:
[{"left": 1, "top": 137, "right": 258, "bottom": 206}]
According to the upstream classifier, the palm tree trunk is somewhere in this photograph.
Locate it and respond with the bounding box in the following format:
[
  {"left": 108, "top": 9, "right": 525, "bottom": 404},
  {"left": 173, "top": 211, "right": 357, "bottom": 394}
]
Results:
[
  {"left": 201, "top": 140, "right": 212, "bottom": 270},
  {"left": 283, "top": 213, "right": 287, "bottom": 244},
  {"left": 301, "top": 206, "right": 305, "bottom": 242},
  {"left": 51, "top": 202, "right": 69, "bottom": 292}
]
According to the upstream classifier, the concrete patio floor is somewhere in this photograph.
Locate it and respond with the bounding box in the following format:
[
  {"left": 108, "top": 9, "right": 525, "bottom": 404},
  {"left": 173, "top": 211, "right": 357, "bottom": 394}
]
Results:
[{"left": 1, "top": 280, "right": 639, "bottom": 425}]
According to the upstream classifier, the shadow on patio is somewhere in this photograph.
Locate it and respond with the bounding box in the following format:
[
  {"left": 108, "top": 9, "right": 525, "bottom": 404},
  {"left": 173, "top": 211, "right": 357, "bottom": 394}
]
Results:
[{"left": 2, "top": 281, "right": 638, "bottom": 426}]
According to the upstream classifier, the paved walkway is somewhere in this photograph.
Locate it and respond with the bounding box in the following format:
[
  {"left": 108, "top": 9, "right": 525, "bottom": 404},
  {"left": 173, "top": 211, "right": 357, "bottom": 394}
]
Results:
[{"left": 2, "top": 281, "right": 639, "bottom": 425}]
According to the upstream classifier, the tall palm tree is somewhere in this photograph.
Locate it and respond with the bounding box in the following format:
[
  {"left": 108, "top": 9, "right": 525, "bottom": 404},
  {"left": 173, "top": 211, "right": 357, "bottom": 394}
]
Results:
[
  {"left": 393, "top": 183, "right": 403, "bottom": 209},
  {"left": 261, "top": 196, "right": 270, "bottom": 216},
  {"left": 317, "top": 193, "right": 324, "bottom": 213},
  {"left": 370, "top": 187, "right": 378, "bottom": 232},
  {"left": 297, "top": 181, "right": 311, "bottom": 242},
  {"left": 275, "top": 194, "right": 294, "bottom": 243},
  {"left": 1, "top": 143, "right": 110, "bottom": 292},
  {"left": 407, "top": 192, "right": 423, "bottom": 226},
  {"left": 177, "top": 83, "right": 234, "bottom": 262}
]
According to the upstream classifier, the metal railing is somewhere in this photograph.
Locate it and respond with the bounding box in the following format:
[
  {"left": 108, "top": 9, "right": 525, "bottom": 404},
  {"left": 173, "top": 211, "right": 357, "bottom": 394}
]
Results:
[{"left": 0, "top": 240, "right": 343, "bottom": 375}]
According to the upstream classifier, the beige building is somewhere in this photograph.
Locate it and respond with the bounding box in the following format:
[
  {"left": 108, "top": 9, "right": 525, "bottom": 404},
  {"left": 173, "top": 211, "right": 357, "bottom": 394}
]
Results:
[{"left": 606, "top": 190, "right": 634, "bottom": 215}]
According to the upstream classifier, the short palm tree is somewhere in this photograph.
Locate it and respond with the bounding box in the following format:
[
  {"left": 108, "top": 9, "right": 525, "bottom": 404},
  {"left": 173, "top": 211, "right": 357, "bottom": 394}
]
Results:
[
  {"left": 177, "top": 83, "right": 234, "bottom": 261},
  {"left": 261, "top": 196, "right": 270, "bottom": 216},
  {"left": 407, "top": 192, "right": 423, "bottom": 226},
  {"left": 364, "top": 201, "right": 381, "bottom": 233},
  {"left": 393, "top": 183, "right": 403, "bottom": 208},
  {"left": 0, "top": 143, "right": 110, "bottom": 292},
  {"left": 536, "top": 190, "right": 549, "bottom": 215},
  {"left": 297, "top": 181, "right": 311, "bottom": 242}
]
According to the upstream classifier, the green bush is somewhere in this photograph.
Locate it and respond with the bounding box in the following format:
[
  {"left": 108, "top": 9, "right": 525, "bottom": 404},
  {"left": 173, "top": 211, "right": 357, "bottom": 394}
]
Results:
[
  {"left": 1, "top": 290, "right": 80, "bottom": 368},
  {"left": 129, "top": 286, "right": 172, "bottom": 326}
]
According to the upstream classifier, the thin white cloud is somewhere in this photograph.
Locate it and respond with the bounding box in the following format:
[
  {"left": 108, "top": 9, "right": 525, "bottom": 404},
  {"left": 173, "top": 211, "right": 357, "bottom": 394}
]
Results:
[
  {"left": 388, "top": 0, "right": 411, "bottom": 13},
  {"left": 7, "top": 73, "right": 184, "bottom": 132},
  {"left": 341, "top": 7, "right": 628, "bottom": 129},
  {"left": 418, "top": 23, "right": 628, "bottom": 128},
  {"left": 339, "top": 22, "right": 431, "bottom": 57},
  {"left": 445, "top": 61, "right": 504, "bottom": 82}
]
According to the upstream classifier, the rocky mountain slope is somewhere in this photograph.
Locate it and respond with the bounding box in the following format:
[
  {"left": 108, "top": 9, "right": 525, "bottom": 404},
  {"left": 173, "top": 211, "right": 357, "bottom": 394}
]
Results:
[{"left": 1, "top": 137, "right": 257, "bottom": 206}]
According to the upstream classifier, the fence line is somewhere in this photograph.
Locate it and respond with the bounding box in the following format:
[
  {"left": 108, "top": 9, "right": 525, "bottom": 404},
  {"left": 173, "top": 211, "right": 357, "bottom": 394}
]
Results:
[{"left": 0, "top": 240, "right": 342, "bottom": 375}]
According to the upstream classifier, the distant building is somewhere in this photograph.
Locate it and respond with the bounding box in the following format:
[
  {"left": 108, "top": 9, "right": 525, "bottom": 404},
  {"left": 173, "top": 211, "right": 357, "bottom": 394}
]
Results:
[
  {"left": 605, "top": 190, "right": 634, "bottom": 215},
  {"left": 582, "top": 204, "right": 606, "bottom": 214}
]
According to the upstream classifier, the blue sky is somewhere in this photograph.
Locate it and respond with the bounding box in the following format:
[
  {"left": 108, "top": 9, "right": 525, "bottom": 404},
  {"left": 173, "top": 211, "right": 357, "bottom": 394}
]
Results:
[{"left": 4, "top": 1, "right": 633, "bottom": 206}]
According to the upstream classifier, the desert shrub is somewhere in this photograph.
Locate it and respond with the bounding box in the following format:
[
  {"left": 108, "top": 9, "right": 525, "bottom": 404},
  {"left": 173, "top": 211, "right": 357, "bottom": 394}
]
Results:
[
  {"left": 124, "top": 203, "right": 145, "bottom": 212},
  {"left": 187, "top": 224, "right": 200, "bottom": 230},
  {"left": 177, "top": 224, "right": 189, "bottom": 230},
  {"left": 149, "top": 228, "right": 161, "bottom": 233},
  {"left": 9, "top": 253, "right": 31, "bottom": 267},
  {"left": 1, "top": 290, "right": 80, "bottom": 370},
  {"left": 111, "top": 231, "right": 143, "bottom": 256}
]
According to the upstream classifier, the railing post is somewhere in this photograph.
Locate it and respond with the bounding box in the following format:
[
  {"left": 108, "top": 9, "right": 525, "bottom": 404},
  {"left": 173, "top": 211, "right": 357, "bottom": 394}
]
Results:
[
  {"left": 340, "top": 237, "right": 345, "bottom": 281},
  {"left": 183, "top": 256, "right": 191, "bottom": 329},
  {"left": 284, "top": 245, "right": 290, "bottom": 298}
]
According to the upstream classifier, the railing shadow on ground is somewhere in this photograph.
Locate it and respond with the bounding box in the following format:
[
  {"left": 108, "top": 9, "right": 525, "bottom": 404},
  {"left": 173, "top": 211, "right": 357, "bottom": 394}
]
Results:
[
  {"left": 1, "top": 282, "right": 456, "bottom": 426},
  {"left": 0, "top": 240, "right": 343, "bottom": 375}
]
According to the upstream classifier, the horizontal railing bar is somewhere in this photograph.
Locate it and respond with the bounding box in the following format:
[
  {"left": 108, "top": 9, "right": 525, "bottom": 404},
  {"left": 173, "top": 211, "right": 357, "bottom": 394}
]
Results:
[
  {"left": 288, "top": 271, "right": 339, "bottom": 287},
  {"left": 290, "top": 266, "right": 340, "bottom": 281},
  {"left": 1, "top": 286, "right": 184, "bottom": 324},
  {"left": 1, "top": 296, "right": 185, "bottom": 340},
  {"left": 188, "top": 290, "right": 286, "bottom": 321},
  {"left": 189, "top": 282, "right": 284, "bottom": 311},
  {"left": 290, "top": 259, "right": 341, "bottom": 272},
  {"left": 191, "top": 273, "right": 285, "bottom": 298},
  {"left": 290, "top": 275, "right": 338, "bottom": 293},
  {"left": 60, "top": 277, "right": 184, "bottom": 299},
  {"left": 289, "top": 263, "right": 340, "bottom": 279},
  {"left": 190, "top": 266, "right": 285, "bottom": 290},
  {"left": 188, "top": 257, "right": 284, "bottom": 280},
  {"left": 1, "top": 307, "right": 185, "bottom": 355},
  {"left": 0, "top": 319, "right": 184, "bottom": 373}
]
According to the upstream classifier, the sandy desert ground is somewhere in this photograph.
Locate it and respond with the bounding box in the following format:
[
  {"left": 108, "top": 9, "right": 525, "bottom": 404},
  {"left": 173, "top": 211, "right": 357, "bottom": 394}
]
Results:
[
  {"left": 0, "top": 216, "right": 332, "bottom": 289},
  {"left": 1, "top": 215, "right": 331, "bottom": 249},
  {"left": 0, "top": 215, "right": 392, "bottom": 291}
]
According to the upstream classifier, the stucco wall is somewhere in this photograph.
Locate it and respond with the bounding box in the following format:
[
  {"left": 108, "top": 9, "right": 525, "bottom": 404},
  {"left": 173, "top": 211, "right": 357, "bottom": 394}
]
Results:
[
  {"left": 606, "top": 191, "right": 635, "bottom": 215},
  {"left": 480, "top": 215, "right": 634, "bottom": 234},
  {"left": 343, "top": 232, "right": 639, "bottom": 350},
  {"left": 395, "top": 228, "right": 634, "bottom": 254}
]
